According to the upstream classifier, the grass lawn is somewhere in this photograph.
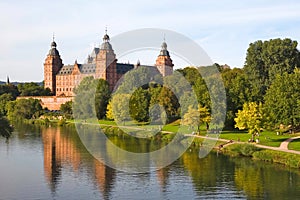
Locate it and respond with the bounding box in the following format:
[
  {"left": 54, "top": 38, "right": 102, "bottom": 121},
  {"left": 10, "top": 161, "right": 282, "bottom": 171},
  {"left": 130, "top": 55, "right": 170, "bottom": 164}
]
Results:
[
  {"left": 288, "top": 138, "right": 300, "bottom": 151},
  {"left": 220, "top": 130, "right": 297, "bottom": 147}
]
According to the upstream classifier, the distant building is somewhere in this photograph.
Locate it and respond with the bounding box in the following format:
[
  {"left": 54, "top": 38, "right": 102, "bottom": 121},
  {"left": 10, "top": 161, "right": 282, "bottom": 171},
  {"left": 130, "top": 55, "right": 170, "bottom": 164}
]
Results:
[{"left": 44, "top": 31, "right": 174, "bottom": 96}]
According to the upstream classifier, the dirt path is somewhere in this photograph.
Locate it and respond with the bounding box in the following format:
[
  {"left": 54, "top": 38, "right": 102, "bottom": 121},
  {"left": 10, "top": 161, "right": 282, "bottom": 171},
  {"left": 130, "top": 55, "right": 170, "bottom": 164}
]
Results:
[{"left": 279, "top": 136, "right": 300, "bottom": 150}]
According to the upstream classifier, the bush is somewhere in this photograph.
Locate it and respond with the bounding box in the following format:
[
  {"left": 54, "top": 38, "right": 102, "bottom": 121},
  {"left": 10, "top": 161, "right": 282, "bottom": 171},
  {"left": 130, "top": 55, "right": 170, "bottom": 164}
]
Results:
[
  {"left": 227, "top": 144, "right": 261, "bottom": 157},
  {"left": 253, "top": 150, "right": 300, "bottom": 168}
]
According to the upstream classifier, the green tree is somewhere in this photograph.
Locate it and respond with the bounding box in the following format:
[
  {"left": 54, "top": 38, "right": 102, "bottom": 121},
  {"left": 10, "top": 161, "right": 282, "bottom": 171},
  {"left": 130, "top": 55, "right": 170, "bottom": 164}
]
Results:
[
  {"left": 264, "top": 71, "right": 300, "bottom": 129},
  {"left": 0, "top": 84, "right": 19, "bottom": 98},
  {"left": 157, "top": 86, "right": 180, "bottom": 122},
  {"left": 221, "top": 68, "right": 250, "bottom": 128},
  {"left": 0, "top": 93, "right": 14, "bottom": 116},
  {"left": 244, "top": 38, "right": 300, "bottom": 102},
  {"left": 234, "top": 102, "right": 263, "bottom": 139},
  {"left": 6, "top": 98, "right": 43, "bottom": 121},
  {"left": 129, "top": 87, "right": 150, "bottom": 122},
  {"left": 110, "top": 94, "right": 131, "bottom": 124},
  {"left": 182, "top": 105, "right": 211, "bottom": 133},
  {"left": 18, "top": 82, "right": 52, "bottom": 96},
  {"left": 0, "top": 116, "right": 13, "bottom": 139},
  {"left": 73, "top": 76, "right": 97, "bottom": 119},
  {"left": 95, "top": 79, "right": 111, "bottom": 119},
  {"left": 60, "top": 101, "right": 73, "bottom": 119}
]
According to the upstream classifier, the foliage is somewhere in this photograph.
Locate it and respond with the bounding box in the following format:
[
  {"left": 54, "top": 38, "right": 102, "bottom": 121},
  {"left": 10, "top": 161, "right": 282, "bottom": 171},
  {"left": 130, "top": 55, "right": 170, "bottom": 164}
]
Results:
[
  {"left": 60, "top": 101, "right": 73, "bottom": 119},
  {"left": 244, "top": 38, "right": 300, "bottom": 102},
  {"left": 228, "top": 144, "right": 261, "bottom": 157},
  {"left": 252, "top": 150, "right": 300, "bottom": 168},
  {"left": 129, "top": 87, "right": 150, "bottom": 122},
  {"left": 0, "top": 93, "right": 14, "bottom": 116},
  {"left": 73, "top": 77, "right": 110, "bottom": 120},
  {"left": 222, "top": 68, "right": 250, "bottom": 127},
  {"left": 264, "top": 71, "right": 300, "bottom": 128},
  {"left": 0, "top": 84, "right": 19, "bottom": 98},
  {"left": 106, "top": 101, "right": 114, "bottom": 120},
  {"left": 18, "top": 82, "right": 52, "bottom": 96},
  {"left": 0, "top": 116, "right": 13, "bottom": 138},
  {"left": 182, "top": 105, "right": 210, "bottom": 132},
  {"left": 95, "top": 79, "right": 111, "bottom": 119},
  {"left": 234, "top": 102, "right": 263, "bottom": 136},
  {"left": 109, "top": 93, "right": 131, "bottom": 124},
  {"left": 6, "top": 98, "right": 43, "bottom": 120}
]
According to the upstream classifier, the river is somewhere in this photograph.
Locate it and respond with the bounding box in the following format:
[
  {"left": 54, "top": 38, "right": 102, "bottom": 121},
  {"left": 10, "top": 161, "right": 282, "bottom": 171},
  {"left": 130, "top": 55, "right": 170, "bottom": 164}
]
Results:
[{"left": 0, "top": 124, "right": 300, "bottom": 200}]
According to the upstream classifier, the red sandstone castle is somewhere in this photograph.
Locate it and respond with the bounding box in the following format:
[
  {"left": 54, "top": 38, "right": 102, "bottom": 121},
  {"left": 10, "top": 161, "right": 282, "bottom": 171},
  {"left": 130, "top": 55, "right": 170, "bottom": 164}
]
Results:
[{"left": 44, "top": 31, "right": 174, "bottom": 96}]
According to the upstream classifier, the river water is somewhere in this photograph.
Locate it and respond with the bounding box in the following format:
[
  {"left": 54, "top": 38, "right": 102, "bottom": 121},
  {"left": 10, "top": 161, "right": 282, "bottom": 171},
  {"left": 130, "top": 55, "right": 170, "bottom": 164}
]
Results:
[{"left": 0, "top": 124, "right": 300, "bottom": 200}]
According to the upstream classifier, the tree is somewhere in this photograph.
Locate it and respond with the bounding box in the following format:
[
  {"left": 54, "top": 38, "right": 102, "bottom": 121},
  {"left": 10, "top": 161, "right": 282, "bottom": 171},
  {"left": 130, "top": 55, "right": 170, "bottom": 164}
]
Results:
[
  {"left": 0, "top": 93, "right": 14, "bottom": 116},
  {"left": 234, "top": 102, "right": 263, "bottom": 140},
  {"left": 264, "top": 71, "right": 300, "bottom": 129},
  {"left": 129, "top": 87, "right": 150, "bottom": 122},
  {"left": 60, "top": 101, "right": 73, "bottom": 119},
  {"left": 6, "top": 98, "right": 43, "bottom": 120},
  {"left": 244, "top": 38, "right": 300, "bottom": 102},
  {"left": 221, "top": 68, "right": 250, "bottom": 128},
  {"left": 18, "top": 82, "right": 52, "bottom": 96},
  {"left": 106, "top": 101, "right": 114, "bottom": 120},
  {"left": 0, "top": 84, "right": 19, "bottom": 98},
  {"left": 95, "top": 79, "right": 111, "bottom": 119},
  {"left": 0, "top": 117, "right": 13, "bottom": 139},
  {"left": 109, "top": 93, "right": 131, "bottom": 124},
  {"left": 182, "top": 105, "right": 211, "bottom": 133},
  {"left": 157, "top": 86, "right": 180, "bottom": 122}
]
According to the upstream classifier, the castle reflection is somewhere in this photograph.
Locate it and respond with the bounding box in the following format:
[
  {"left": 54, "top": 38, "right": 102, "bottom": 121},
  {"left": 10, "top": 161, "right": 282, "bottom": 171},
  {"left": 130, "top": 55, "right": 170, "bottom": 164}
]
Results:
[{"left": 41, "top": 126, "right": 116, "bottom": 198}]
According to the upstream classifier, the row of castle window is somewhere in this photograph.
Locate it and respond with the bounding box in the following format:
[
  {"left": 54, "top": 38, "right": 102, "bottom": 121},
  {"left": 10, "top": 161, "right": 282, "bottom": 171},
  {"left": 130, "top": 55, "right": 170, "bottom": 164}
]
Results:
[{"left": 57, "top": 88, "right": 73, "bottom": 92}]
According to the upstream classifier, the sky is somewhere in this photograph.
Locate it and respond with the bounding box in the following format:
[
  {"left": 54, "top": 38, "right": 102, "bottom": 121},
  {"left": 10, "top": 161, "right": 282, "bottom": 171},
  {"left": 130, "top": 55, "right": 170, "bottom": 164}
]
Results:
[{"left": 1, "top": 0, "right": 300, "bottom": 82}]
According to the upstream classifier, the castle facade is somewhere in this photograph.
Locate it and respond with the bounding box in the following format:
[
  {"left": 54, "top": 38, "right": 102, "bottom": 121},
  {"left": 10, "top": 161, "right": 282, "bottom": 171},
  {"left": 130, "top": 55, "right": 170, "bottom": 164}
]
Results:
[{"left": 44, "top": 32, "right": 174, "bottom": 96}]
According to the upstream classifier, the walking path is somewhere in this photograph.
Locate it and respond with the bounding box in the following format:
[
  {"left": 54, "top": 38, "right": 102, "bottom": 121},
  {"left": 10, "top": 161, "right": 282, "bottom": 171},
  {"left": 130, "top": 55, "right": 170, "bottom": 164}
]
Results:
[
  {"left": 279, "top": 136, "right": 300, "bottom": 150},
  {"left": 185, "top": 134, "right": 300, "bottom": 155}
]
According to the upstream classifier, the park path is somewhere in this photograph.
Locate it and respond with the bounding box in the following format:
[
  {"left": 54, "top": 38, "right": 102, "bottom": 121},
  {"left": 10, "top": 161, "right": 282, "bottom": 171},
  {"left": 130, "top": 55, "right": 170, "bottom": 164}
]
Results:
[
  {"left": 185, "top": 134, "right": 300, "bottom": 155},
  {"left": 279, "top": 136, "right": 300, "bottom": 150}
]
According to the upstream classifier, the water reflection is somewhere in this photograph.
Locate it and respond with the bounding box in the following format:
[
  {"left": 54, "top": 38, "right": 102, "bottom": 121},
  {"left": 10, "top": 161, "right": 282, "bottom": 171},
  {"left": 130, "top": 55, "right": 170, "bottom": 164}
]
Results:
[
  {"left": 1, "top": 124, "right": 300, "bottom": 199},
  {"left": 41, "top": 126, "right": 116, "bottom": 199}
]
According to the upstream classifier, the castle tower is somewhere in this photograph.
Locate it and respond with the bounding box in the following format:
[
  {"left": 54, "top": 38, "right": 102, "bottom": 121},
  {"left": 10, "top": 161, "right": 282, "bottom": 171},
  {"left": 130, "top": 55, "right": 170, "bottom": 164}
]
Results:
[
  {"left": 155, "top": 41, "right": 174, "bottom": 76},
  {"left": 44, "top": 40, "right": 63, "bottom": 95},
  {"left": 95, "top": 30, "right": 116, "bottom": 80}
]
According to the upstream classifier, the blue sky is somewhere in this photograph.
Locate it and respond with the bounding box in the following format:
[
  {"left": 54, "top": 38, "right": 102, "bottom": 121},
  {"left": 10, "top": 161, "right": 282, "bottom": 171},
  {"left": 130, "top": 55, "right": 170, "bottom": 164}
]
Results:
[{"left": 1, "top": 0, "right": 300, "bottom": 81}]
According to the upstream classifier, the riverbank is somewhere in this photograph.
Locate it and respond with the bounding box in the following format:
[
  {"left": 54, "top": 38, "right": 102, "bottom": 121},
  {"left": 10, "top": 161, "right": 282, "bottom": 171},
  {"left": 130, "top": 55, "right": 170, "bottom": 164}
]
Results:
[{"left": 15, "top": 118, "right": 300, "bottom": 169}]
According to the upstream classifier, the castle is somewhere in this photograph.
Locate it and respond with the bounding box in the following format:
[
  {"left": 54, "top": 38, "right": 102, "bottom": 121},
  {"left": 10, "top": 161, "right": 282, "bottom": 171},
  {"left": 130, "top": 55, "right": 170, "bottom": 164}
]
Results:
[{"left": 44, "top": 31, "right": 174, "bottom": 96}]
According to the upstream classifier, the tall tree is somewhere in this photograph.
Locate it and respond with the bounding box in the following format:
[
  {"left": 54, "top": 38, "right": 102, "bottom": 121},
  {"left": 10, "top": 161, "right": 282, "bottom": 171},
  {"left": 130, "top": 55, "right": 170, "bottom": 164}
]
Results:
[
  {"left": 244, "top": 38, "right": 300, "bottom": 102},
  {"left": 129, "top": 87, "right": 150, "bottom": 122},
  {"left": 95, "top": 79, "right": 111, "bottom": 119},
  {"left": 264, "top": 71, "right": 300, "bottom": 129}
]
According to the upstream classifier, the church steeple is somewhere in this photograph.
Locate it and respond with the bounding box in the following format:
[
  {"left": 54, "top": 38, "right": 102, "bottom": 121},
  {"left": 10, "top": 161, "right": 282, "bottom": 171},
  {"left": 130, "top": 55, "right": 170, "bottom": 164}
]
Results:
[
  {"left": 6, "top": 76, "right": 10, "bottom": 85},
  {"left": 155, "top": 39, "right": 174, "bottom": 76}
]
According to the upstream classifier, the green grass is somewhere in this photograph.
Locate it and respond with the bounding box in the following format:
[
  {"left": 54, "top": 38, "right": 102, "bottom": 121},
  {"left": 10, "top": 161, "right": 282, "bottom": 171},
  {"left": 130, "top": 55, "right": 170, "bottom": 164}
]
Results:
[
  {"left": 98, "top": 119, "right": 117, "bottom": 126},
  {"left": 288, "top": 138, "right": 300, "bottom": 151},
  {"left": 220, "top": 130, "right": 296, "bottom": 147}
]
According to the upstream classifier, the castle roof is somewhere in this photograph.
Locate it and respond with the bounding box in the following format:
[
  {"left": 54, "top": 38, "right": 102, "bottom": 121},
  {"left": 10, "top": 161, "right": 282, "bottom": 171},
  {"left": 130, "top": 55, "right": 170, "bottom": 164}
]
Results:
[
  {"left": 48, "top": 41, "right": 60, "bottom": 56},
  {"left": 57, "top": 63, "right": 134, "bottom": 76}
]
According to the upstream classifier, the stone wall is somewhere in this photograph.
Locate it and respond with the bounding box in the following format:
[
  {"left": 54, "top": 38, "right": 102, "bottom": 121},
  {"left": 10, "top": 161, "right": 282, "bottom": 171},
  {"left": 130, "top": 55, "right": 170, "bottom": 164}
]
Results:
[{"left": 17, "top": 96, "right": 73, "bottom": 110}]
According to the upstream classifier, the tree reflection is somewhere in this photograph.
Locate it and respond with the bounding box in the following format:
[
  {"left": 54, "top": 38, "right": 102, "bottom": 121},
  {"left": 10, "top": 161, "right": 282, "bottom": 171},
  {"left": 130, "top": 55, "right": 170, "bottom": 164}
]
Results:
[{"left": 0, "top": 117, "right": 13, "bottom": 141}]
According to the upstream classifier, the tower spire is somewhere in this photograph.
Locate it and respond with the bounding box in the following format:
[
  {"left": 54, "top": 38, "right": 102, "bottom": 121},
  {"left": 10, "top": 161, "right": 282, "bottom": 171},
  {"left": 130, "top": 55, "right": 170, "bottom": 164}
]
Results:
[
  {"left": 53, "top": 32, "right": 55, "bottom": 42},
  {"left": 6, "top": 76, "right": 10, "bottom": 85}
]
